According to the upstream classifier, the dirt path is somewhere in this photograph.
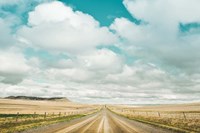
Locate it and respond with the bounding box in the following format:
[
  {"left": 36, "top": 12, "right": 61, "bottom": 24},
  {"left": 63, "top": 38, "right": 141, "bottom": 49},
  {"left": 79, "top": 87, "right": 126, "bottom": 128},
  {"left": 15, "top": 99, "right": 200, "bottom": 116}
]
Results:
[{"left": 24, "top": 108, "right": 178, "bottom": 133}]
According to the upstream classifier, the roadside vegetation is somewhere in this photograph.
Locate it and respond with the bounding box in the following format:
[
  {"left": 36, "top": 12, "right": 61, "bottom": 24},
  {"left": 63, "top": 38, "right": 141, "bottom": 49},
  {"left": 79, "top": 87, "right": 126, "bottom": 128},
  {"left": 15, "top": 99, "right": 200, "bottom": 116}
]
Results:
[
  {"left": 0, "top": 97, "right": 102, "bottom": 133},
  {"left": 108, "top": 106, "right": 200, "bottom": 133},
  {"left": 0, "top": 109, "right": 100, "bottom": 133},
  {"left": 0, "top": 113, "right": 84, "bottom": 133}
]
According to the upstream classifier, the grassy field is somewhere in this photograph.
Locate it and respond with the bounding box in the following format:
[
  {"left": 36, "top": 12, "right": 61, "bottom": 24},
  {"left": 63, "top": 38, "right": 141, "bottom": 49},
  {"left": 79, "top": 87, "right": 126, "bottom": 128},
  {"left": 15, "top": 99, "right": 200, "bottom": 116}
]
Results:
[
  {"left": 0, "top": 98, "right": 99, "bottom": 114},
  {"left": 0, "top": 113, "right": 85, "bottom": 133},
  {"left": 108, "top": 103, "right": 200, "bottom": 133},
  {"left": 0, "top": 98, "right": 101, "bottom": 133},
  {"left": 1, "top": 98, "right": 199, "bottom": 132}
]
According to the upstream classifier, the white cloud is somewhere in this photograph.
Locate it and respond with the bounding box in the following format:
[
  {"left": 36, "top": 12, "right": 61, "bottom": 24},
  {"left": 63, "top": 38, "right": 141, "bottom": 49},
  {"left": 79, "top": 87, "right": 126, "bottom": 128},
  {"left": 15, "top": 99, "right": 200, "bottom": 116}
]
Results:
[
  {"left": 0, "top": 50, "right": 30, "bottom": 84},
  {"left": 45, "top": 68, "right": 95, "bottom": 82},
  {"left": 105, "top": 62, "right": 166, "bottom": 86},
  {"left": 123, "top": 0, "right": 200, "bottom": 41},
  {"left": 79, "top": 49, "right": 122, "bottom": 73},
  {"left": 40, "top": 49, "right": 123, "bottom": 83},
  {"left": 111, "top": 1, "right": 200, "bottom": 74},
  {"left": 1, "top": 0, "right": 200, "bottom": 104},
  {"left": 123, "top": 0, "right": 200, "bottom": 24},
  {"left": 28, "top": 1, "right": 76, "bottom": 26},
  {"left": 107, "top": 0, "right": 200, "bottom": 103},
  {"left": 110, "top": 17, "right": 152, "bottom": 43},
  {"left": 0, "top": 51, "right": 30, "bottom": 75},
  {"left": 18, "top": 1, "right": 117, "bottom": 53}
]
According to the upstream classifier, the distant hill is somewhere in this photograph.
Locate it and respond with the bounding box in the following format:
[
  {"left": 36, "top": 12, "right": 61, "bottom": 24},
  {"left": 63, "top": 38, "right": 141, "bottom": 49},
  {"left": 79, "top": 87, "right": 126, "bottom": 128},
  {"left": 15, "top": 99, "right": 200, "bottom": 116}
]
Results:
[{"left": 5, "top": 96, "right": 70, "bottom": 102}]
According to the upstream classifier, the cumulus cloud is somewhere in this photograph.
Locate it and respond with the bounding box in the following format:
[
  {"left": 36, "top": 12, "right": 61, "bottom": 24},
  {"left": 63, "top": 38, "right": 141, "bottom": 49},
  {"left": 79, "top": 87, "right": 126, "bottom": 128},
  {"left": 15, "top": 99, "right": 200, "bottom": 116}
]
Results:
[
  {"left": 0, "top": 0, "right": 200, "bottom": 104},
  {"left": 18, "top": 1, "right": 117, "bottom": 53},
  {"left": 39, "top": 49, "right": 123, "bottom": 83},
  {"left": 123, "top": 0, "right": 200, "bottom": 39},
  {"left": 110, "top": 17, "right": 152, "bottom": 43},
  {"left": 105, "top": 62, "right": 166, "bottom": 85},
  {"left": 0, "top": 50, "right": 30, "bottom": 84},
  {"left": 79, "top": 49, "right": 122, "bottom": 73},
  {"left": 123, "top": 0, "right": 200, "bottom": 24},
  {"left": 97, "top": 0, "right": 200, "bottom": 103},
  {"left": 110, "top": 1, "right": 200, "bottom": 74}
]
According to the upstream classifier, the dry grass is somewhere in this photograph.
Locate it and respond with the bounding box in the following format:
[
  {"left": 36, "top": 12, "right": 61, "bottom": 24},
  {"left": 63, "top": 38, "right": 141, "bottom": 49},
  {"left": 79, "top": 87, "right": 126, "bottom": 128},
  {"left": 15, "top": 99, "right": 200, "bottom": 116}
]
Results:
[
  {"left": 0, "top": 113, "right": 86, "bottom": 133},
  {"left": 108, "top": 103, "right": 200, "bottom": 132},
  {"left": 0, "top": 99, "right": 101, "bottom": 133},
  {"left": 110, "top": 102, "right": 200, "bottom": 112},
  {"left": 0, "top": 99, "right": 99, "bottom": 114}
]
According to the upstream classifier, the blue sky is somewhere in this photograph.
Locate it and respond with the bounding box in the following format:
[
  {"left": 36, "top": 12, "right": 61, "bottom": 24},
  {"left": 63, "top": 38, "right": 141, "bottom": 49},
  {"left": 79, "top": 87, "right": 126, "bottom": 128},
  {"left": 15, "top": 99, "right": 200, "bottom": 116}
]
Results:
[
  {"left": 0, "top": 0, "right": 200, "bottom": 104},
  {"left": 59, "top": 0, "right": 139, "bottom": 26}
]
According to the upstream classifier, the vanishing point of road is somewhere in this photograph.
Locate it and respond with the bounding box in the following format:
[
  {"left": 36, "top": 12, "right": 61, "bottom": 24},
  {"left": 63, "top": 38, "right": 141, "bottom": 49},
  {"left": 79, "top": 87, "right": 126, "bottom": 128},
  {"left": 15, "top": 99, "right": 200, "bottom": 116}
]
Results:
[{"left": 25, "top": 108, "right": 177, "bottom": 133}]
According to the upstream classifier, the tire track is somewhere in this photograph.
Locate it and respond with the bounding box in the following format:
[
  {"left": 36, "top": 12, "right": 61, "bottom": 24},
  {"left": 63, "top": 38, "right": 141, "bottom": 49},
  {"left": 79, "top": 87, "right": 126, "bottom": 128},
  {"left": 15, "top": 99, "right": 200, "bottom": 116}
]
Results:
[
  {"left": 74, "top": 114, "right": 102, "bottom": 133},
  {"left": 108, "top": 113, "right": 138, "bottom": 133},
  {"left": 54, "top": 113, "right": 100, "bottom": 133}
]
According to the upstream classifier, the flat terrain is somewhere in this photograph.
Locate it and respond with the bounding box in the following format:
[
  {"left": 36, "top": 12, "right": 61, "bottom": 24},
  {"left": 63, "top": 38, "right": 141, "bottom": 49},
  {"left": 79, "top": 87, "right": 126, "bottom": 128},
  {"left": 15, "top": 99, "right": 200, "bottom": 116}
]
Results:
[
  {"left": 0, "top": 98, "right": 98, "bottom": 114},
  {"left": 108, "top": 103, "right": 200, "bottom": 132},
  {"left": 111, "top": 102, "right": 200, "bottom": 112},
  {"left": 24, "top": 108, "right": 177, "bottom": 133},
  {"left": 1, "top": 99, "right": 199, "bottom": 132}
]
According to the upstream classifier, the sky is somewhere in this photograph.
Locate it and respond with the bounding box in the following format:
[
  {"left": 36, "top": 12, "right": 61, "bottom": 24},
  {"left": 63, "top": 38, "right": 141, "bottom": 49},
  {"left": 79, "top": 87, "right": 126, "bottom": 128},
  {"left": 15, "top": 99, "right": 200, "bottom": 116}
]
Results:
[{"left": 0, "top": 0, "right": 200, "bottom": 104}]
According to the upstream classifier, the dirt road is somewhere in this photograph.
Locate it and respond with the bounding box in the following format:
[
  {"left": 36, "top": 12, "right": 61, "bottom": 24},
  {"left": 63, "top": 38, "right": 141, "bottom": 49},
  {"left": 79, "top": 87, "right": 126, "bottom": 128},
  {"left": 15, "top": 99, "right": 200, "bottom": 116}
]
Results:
[{"left": 25, "top": 108, "right": 177, "bottom": 133}]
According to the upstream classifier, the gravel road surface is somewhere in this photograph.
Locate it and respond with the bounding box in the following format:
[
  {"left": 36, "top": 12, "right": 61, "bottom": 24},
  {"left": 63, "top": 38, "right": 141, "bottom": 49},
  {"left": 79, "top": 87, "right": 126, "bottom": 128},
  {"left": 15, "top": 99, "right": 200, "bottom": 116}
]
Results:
[{"left": 24, "top": 108, "right": 178, "bottom": 133}]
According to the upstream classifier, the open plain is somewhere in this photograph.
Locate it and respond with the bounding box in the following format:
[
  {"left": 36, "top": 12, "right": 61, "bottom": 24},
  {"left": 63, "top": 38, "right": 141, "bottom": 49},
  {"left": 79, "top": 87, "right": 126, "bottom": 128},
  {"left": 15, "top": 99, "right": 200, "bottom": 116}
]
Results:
[
  {"left": 1, "top": 98, "right": 199, "bottom": 133},
  {"left": 24, "top": 108, "right": 178, "bottom": 133},
  {"left": 0, "top": 98, "right": 98, "bottom": 114}
]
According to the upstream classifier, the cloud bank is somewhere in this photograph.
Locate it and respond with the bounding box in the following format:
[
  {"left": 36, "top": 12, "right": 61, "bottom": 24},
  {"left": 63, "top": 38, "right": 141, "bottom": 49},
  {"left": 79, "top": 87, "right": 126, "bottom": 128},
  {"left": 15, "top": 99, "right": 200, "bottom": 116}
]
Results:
[{"left": 0, "top": 0, "right": 200, "bottom": 104}]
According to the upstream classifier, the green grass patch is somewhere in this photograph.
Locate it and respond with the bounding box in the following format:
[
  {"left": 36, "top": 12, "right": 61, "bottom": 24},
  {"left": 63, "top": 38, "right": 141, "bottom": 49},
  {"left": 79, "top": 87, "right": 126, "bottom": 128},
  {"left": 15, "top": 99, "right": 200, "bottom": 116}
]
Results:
[
  {"left": 0, "top": 114, "right": 39, "bottom": 118},
  {"left": 0, "top": 114, "right": 85, "bottom": 133}
]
